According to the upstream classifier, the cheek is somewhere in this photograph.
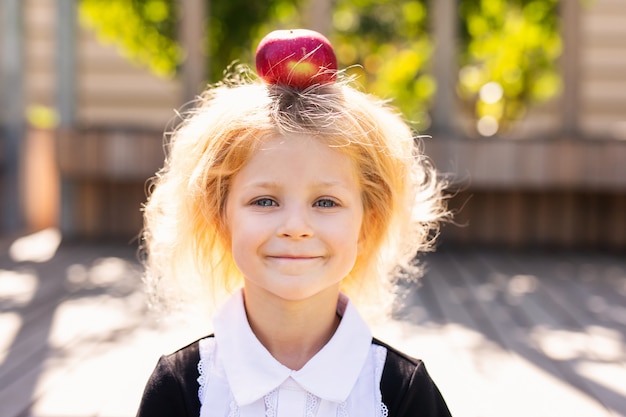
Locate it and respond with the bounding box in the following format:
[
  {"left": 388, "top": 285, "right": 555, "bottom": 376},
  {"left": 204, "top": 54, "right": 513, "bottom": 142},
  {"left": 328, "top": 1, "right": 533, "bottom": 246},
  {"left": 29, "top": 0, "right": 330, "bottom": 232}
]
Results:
[
  {"left": 222, "top": 192, "right": 246, "bottom": 258},
  {"left": 228, "top": 225, "right": 249, "bottom": 272},
  {"left": 227, "top": 215, "right": 261, "bottom": 259},
  {"left": 340, "top": 213, "right": 365, "bottom": 253},
  {"left": 226, "top": 212, "right": 245, "bottom": 250}
]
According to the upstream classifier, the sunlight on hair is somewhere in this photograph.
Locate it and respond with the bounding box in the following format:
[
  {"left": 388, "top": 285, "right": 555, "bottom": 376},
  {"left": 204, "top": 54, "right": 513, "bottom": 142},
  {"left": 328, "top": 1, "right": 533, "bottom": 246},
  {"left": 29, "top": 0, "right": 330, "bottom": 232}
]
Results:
[
  {"left": 9, "top": 228, "right": 62, "bottom": 263},
  {"left": 0, "top": 312, "right": 22, "bottom": 366}
]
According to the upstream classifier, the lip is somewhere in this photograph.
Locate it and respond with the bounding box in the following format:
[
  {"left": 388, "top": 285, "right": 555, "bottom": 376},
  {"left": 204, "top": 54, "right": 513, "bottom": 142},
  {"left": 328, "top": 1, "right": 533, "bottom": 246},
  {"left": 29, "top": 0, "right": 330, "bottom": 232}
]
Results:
[{"left": 267, "top": 255, "right": 322, "bottom": 260}]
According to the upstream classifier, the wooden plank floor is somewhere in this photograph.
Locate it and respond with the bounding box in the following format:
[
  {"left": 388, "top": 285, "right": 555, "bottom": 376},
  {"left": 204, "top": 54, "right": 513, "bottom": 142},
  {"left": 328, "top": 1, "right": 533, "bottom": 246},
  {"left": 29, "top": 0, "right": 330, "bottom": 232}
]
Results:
[{"left": 0, "top": 230, "right": 625, "bottom": 417}]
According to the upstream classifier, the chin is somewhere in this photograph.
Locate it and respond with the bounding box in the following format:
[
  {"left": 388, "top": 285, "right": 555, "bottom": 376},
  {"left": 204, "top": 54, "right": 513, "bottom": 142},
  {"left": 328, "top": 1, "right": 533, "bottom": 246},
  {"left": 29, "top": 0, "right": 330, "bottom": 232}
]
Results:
[
  {"left": 253, "top": 283, "right": 341, "bottom": 304},
  {"left": 272, "top": 288, "right": 328, "bottom": 302}
]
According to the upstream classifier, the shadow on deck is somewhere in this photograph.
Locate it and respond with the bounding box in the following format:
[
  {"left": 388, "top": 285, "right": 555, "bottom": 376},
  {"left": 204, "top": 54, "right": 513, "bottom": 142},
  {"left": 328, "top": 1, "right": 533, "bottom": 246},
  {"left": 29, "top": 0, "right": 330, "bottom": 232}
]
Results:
[{"left": 0, "top": 230, "right": 624, "bottom": 417}]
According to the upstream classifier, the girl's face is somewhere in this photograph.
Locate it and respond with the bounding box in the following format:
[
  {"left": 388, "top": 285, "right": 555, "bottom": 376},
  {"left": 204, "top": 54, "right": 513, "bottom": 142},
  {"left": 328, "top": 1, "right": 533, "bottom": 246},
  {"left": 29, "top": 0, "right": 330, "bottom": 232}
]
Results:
[{"left": 225, "top": 134, "right": 364, "bottom": 304}]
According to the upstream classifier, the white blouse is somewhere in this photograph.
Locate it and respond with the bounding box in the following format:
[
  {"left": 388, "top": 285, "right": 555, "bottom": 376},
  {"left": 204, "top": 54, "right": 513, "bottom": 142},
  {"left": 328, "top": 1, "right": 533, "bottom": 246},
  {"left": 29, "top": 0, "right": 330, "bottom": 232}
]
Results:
[{"left": 197, "top": 290, "right": 389, "bottom": 417}]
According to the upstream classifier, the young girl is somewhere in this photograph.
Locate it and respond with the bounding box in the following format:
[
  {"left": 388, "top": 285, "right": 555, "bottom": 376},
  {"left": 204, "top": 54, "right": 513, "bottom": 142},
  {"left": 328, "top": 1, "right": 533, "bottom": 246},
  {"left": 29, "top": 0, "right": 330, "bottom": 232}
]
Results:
[{"left": 137, "top": 53, "right": 452, "bottom": 416}]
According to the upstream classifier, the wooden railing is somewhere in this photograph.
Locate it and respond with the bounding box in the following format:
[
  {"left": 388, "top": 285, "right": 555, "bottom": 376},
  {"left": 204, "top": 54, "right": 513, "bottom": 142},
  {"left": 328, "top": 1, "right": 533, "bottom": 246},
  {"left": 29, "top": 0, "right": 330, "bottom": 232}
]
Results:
[
  {"left": 425, "top": 137, "right": 626, "bottom": 249},
  {"left": 56, "top": 128, "right": 165, "bottom": 239},
  {"left": 57, "top": 128, "right": 164, "bottom": 181},
  {"left": 425, "top": 137, "right": 626, "bottom": 190}
]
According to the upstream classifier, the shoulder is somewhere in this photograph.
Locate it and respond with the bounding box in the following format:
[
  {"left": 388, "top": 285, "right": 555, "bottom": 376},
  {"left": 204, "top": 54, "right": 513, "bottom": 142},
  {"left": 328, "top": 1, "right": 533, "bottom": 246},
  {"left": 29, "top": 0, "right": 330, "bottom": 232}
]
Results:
[
  {"left": 372, "top": 338, "right": 427, "bottom": 398},
  {"left": 152, "top": 336, "right": 208, "bottom": 386},
  {"left": 373, "top": 338, "right": 452, "bottom": 417},
  {"left": 373, "top": 337, "right": 423, "bottom": 376},
  {"left": 136, "top": 335, "right": 213, "bottom": 417},
  {"left": 160, "top": 335, "right": 209, "bottom": 370}
]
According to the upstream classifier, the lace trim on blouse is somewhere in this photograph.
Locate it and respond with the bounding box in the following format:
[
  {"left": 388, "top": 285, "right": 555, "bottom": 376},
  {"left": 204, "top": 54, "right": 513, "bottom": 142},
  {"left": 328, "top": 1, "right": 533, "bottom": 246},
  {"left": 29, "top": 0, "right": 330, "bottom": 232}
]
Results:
[
  {"left": 264, "top": 389, "right": 277, "bottom": 417},
  {"left": 198, "top": 337, "right": 389, "bottom": 416},
  {"left": 373, "top": 344, "right": 389, "bottom": 417},
  {"left": 228, "top": 397, "right": 240, "bottom": 417},
  {"left": 305, "top": 392, "right": 320, "bottom": 417},
  {"left": 197, "top": 337, "right": 213, "bottom": 404}
]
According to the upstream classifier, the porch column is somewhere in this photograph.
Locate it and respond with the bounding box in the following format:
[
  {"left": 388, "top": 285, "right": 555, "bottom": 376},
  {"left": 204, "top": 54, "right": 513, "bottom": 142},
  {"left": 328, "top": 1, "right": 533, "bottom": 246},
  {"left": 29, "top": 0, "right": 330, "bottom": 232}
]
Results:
[
  {"left": 304, "top": 0, "right": 334, "bottom": 35},
  {"left": 1, "top": 0, "right": 24, "bottom": 233},
  {"left": 429, "top": 0, "right": 458, "bottom": 135},
  {"left": 56, "top": 0, "right": 77, "bottom": 236},
  {"left": 560, "top": 0, "right": 581, "bottom": 137},
  {"left": 180, "top": 0, "right": 207, "bottom": 103}
]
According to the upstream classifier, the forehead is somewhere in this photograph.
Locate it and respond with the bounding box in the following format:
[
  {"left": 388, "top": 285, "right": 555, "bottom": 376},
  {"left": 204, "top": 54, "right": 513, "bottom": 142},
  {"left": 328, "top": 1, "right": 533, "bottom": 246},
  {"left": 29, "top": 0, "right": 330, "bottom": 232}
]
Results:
[{"left": 233, "top": 134, "right": 360, "bottom": 185}]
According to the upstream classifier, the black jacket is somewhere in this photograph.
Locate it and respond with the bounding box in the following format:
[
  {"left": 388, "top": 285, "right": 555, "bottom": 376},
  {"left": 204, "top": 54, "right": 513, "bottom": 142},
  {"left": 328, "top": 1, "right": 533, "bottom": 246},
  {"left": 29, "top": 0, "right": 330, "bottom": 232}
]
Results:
[{"left": 136, "top": 336, "right": 452, "bottom": 417}]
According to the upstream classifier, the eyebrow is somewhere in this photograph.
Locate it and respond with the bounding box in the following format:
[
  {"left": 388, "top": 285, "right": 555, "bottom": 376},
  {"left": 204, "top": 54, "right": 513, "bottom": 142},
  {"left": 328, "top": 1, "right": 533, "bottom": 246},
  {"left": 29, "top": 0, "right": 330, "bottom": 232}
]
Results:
[{"left": 242, "top": 180, "right": 353, "bottom": 191}]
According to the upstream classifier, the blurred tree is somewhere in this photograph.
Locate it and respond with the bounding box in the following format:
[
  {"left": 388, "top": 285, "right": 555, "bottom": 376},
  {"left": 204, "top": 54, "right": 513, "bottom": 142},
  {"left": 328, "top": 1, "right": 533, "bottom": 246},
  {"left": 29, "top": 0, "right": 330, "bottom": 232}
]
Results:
[
  {"left": 458, "top": 0, "right": 562, "bottom": 136},
  {"left": 79, "top": 0, "right": 181, "bottom": 77},
  {"left": 254, "top": 0, "right": 434, "bottom": 130},
  {"left": 79, "top": 0, "right": 564, "bottom": 136},
  {"left": 331, "top": 0, "right": 433, "bottom": 129},
  {"left": 78, "top": 0, "right": 432, "bottom": 126},
  {"left": 79, "top": 0, "right": 305, "bottom": 80}
]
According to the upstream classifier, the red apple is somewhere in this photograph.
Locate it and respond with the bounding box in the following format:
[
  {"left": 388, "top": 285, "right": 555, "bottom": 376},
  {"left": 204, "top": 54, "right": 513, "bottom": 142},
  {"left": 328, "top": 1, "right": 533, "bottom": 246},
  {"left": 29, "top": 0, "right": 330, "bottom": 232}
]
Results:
[{"left": 255, "top": 29, "right": 338, "bottom": 89}]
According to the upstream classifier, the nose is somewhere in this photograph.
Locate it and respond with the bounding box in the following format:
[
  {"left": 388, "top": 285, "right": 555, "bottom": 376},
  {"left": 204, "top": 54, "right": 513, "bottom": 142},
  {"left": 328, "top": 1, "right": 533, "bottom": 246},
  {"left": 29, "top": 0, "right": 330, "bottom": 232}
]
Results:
[{"left": 277, "top": 203, "right": 314, "bottom": 239}]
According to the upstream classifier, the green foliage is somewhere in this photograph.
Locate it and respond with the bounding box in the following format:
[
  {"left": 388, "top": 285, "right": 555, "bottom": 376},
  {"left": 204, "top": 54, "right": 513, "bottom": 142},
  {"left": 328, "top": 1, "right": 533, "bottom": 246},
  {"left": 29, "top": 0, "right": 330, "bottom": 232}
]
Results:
[
  {"left": 79, "top": 0, "right": 181, "bottom": 77},
  {"left": 206, "top": 1, "right": 306, "bottom": 81},
  {"left": 458, "top": 0, "right": 562, "bottom": 135},
  {"left": 78, "top": 0, "right": 564, "bottom": 136},
  {"left": 78, "top": 0, "right": 305, "bottom": 81},
  {"left": 331, "top": 0, "right": 433, "bottom": 128}
]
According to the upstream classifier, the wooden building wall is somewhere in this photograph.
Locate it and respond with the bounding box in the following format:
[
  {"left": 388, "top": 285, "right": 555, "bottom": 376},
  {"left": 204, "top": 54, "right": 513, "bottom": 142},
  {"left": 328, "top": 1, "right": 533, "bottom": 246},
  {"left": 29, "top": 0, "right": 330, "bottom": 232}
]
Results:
[
  {"left": 55, "top": 1, "right": 182, "bottom": 239},
  {"left": 55, "top": 13, "right": 183, "bottom": 239},
  {"left": 75, "top": 26, "right": 182, "bottom": 130},
  {"left": 5, "top": 0, "right": 179, "bottom": 238},
  {"left": 24, "top": 0, "right": 55, "bottom": 110},
  {"left": 426, "top": 138, "right": 626, "bottom": 249},
  {"left": 579, "top": 0, "right": 626, "bottom": 138},
  {"left": 11, "top": 0, "right": 59, "bottom": 232}
]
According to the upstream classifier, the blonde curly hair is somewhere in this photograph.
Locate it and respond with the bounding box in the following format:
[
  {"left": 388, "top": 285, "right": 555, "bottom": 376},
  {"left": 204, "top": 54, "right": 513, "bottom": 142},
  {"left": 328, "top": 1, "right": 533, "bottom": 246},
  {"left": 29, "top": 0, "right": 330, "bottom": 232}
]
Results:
[{"left": 141, "top": 69, "right": 448, "bottom": 316}]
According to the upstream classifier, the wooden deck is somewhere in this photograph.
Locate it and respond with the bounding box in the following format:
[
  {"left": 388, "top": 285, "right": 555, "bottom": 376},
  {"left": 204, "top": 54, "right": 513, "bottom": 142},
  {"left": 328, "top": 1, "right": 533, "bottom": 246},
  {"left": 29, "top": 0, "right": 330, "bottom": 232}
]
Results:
[{"left": 0, "top": 230, "right": 624, "bottom": 417}]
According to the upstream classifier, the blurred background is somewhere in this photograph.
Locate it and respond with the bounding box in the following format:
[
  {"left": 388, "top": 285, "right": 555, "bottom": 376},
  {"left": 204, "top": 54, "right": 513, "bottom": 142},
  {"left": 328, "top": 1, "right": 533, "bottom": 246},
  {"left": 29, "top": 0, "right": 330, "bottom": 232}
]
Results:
[
  {"left": 1, "top": 0, "right": 625, "bottom": 416},
  {"left": 1, "top": 0, "right": 625, "bottom": 248}
]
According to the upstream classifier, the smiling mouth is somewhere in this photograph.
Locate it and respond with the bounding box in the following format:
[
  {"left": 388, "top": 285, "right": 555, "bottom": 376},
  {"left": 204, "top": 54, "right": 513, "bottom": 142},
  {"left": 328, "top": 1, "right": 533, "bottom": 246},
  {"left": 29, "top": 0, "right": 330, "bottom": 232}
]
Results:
[
  {"left": 267, "top": 255, "right": 322, "bottom": 261},
  {"left": 267, "top": 255, "right": 322, "bottom": 263}
]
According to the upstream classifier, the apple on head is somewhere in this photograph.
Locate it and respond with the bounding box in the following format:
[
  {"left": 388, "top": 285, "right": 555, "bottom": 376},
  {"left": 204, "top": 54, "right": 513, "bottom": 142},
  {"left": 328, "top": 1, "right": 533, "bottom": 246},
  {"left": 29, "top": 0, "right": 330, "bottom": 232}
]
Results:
[{"left": 255, "top": 29, "right": 338, "bottom": 89}]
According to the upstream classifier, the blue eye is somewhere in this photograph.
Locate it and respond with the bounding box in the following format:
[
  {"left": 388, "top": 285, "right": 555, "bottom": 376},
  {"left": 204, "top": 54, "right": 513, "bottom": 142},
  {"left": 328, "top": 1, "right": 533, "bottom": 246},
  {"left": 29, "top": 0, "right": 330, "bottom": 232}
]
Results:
[
  {"left": 314, "top": 199, "right": 337, "bottom": 208},
  {"left": 253, "top": 198, "right": 277, "bottom": 207}
]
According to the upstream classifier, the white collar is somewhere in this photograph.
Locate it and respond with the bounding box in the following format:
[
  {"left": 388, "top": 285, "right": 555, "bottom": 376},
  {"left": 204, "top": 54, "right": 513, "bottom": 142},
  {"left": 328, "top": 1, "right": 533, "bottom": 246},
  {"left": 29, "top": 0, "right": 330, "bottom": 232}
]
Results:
[{"left": 213, "top": 289, "right": 372, "bottom": 406}]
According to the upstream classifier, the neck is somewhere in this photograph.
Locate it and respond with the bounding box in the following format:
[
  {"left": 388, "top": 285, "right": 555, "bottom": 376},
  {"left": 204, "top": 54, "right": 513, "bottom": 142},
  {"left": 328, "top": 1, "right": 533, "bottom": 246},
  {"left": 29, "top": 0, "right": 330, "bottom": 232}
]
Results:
[{"left": 243, "top": 285, "right": 342, "bottom": 370}]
